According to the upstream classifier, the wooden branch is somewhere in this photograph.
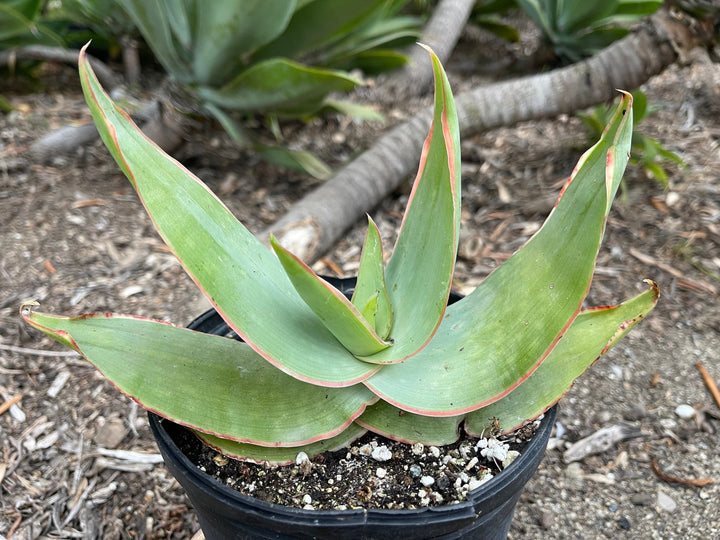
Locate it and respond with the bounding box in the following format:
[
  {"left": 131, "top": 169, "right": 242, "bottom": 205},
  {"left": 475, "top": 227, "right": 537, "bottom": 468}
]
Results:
[
  {"left": 266, "top": 10, "right": 699, "bottom": 263},
  {"left": 384, "top": 0, "right": 476, "bottom": 97},
  {"left": 0, "top": 45, "right": 121, "bottom": 90}
]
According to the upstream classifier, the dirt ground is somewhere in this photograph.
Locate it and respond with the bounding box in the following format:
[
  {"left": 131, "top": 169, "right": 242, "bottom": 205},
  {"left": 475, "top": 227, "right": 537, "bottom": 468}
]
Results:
[{"left": 1, "top": 29, "right": 720, "bottom": 540}]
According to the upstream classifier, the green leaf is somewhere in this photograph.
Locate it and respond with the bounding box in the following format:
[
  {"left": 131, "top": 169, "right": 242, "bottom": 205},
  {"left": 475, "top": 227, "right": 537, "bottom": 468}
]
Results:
[
  {"left": 270, "top": 235, "right": 391, "bottom": 358},
  {"left": 352, "top": 216, "right": 393, "bottom": 339},
  {"left": 257, "top": 145, "right": 333, "bottom": 180},
  {"left": 196, "top": 423, "right": 367, "bottom": 465},
  {"left": 251, "top": 0, "right": 389, "bottom": 62},
  {"left": 366, "top": 93, "right": 634, "bottom": 414},
  {"left": 464, "top": 281, "right": 659, "bottom": 435},
  {"left": 22, "top": 311, "right": 377, "bottom": 446},
  {"left": 78, "top": 45, "right": 377, "bottom": 387},
  {"left": 115, "top": 0, "right": 193, "bottom": 83},
  {"left": 197, "top": 58, "right": 361, "bottom": 115},
  {"left": 322, "top": 98, "right": 384, "bottom": 122},
  {"left": 356, "top": 401, "right": 462, "bottom": 446},
  {"left": 364, "top": 46, "right": 461, "bottom": 364},
  {"left": 187, "top": 0, "right": 297, "bottom": 86}
]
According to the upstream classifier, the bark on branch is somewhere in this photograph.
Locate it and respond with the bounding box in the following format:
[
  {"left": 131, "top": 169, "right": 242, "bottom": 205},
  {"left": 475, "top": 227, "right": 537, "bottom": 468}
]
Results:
[
  {"left": 0, "top": 45, "right": 121, "bottom": 89},
  {"left": 265, "top": 11, "right": 697, "bottom": 263}
]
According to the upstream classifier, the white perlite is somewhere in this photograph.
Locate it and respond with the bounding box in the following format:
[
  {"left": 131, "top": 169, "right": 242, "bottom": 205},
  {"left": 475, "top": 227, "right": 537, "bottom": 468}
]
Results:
[
  {"left": 371, "top": 445, "right": 393, "bottom": 462},
  {"left": 420, "top": 476, "right": 435, "bottom": 487},
  {"left": 376, "top": 467, "right": 387, "bottom": 479},
  {"left": 295, "top": 452, "right": 310, "bottom": 465},
  {"left": 477, "top": 437, "right": 510, "bottom": 461},
  {"left": 502, "top": 450, "right": 521, "bottom": 469}
]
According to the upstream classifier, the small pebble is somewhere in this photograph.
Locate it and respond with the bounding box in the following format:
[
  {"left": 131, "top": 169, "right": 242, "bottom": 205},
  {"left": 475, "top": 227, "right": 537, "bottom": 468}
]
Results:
[
  {"left": 616, "top": 517, "right": 631, "bottom": 530},
  {"left": 359, "top": 444, "right": 373, "bottom": 456},
  {"left": 657, "top": 491, "right": 677, "bottom": 512},
  {"left": 428, "top": 446, "right": 441, "bottom": 458},
  {"left": 420, "top": 476, "right": 435, "bottom": 487},
  {"left": 411, "top": 443, "right": 424, "bottom": 455},
  {"left": 371, "top": 445, "right": 392, "bottom": 462},
  {"left": 302, "top": 494, "right": 312, "bottom": 505},
  {"left": 675, "top": 404, "right": 695, "bottom": 420},
  {"left": 502, "top": 450, "right": 520, "bottom": 469},
  {"left": 295, "top": 452, "right": 309, "bottom": 465},
  {"left": 630, "top": 493, "right": 654, "bottom": 506},
  {"left": 409, "top": 464, "right": 422, "bottom": 478},
  {"left": 376, "top": 468, "right": 387, "bottom": 479}
]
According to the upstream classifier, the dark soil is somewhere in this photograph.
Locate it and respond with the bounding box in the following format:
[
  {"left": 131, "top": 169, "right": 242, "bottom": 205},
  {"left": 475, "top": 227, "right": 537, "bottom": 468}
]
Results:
[
  {"left": 1, "top": 23, "right": 720, "bottom": 540},
  {"left": 168, "top": 417, "right": 539, "bottom": 511}
]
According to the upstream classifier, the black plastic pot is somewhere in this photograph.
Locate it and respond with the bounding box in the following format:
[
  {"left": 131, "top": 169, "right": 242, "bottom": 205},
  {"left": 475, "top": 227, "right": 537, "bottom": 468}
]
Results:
[{"left": 148, "top": 278, "right": 557, "bottom": 539}]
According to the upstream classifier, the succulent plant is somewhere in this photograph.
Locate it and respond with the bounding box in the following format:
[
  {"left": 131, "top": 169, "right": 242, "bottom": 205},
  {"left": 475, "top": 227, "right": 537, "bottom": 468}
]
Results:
[{"left": 22, "top": 45, "right": 658, "bottom": 465}]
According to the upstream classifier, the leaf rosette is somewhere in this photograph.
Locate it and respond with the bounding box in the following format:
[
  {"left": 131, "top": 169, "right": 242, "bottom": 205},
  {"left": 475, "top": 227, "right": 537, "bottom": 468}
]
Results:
[{"left": 22, "top": 44, "right": 657, "bottom": 464}]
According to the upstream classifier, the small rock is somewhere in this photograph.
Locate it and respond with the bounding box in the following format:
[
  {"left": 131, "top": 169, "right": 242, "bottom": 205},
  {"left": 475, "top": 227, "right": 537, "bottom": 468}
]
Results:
[
  {"left": 428, "top": 446, "right": 441, "bottom": 458},
  {"left": 295, "top": 452, "right": 309, "bottom": 465},
  {"left": 411, "top": 443, "right": 424, "bottom": 455},
  {"left": 409, "top": 464, "right": 422, "bottom": 478},
  {"left": 371, "top": 445, "right": 392, "bottom": 462},
  {"left": 467, "top": 472, "right": 493, "bottom": 491},
  {"left": 93, "top": 417, "right": 128, "bottom": 449},
  {"left": 358, "top": 444, "right": 373, "bottom": 456},
  {"left": 675, "top": 404, "right": 695, "bottom": 420},
  {"left": 624, "top": 403, "right": 647, "bottom": 421},
  {"left": 616, "top": 517, "right": 631, "bottom": 530},
  {"left": 302, "top": 494, "right": 312, "bottom": 505},
  {"left": 657, "top": 491, "right": 677, "bottom": 512},
  {"left": 502, "top": 450, "right": 520, "bottom": 469},
  {"left": 436, "top": 474, "right": 450, "bottom": 490},
  {"left": 420, "top": 476, "right": 435, "bottom": 487},
  {"left": 376, "top": 468, "right": 386, "bottom": 479},
  {"left": 630, "top": 493, "right": 654, "bottom": 506},
  {"left": 536, "top": 509, "right": 555, "bottom": 529}
]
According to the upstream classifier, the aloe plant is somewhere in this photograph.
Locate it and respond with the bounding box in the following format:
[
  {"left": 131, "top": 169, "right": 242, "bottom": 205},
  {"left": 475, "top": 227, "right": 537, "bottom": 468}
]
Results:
[
  {"left": 22, "top": 45, "right": 658, "bottom": 465},
  {"left": 518, "top": 0, "right": 663, "bottom": 62}
]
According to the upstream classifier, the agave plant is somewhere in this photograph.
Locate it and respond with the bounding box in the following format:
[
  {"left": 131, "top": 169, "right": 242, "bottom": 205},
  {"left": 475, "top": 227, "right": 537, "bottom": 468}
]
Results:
[
  {"left": 518, "top": 0, "right": 663, "bottom": 62},
  {"left": 22, "top": 45, "right": 658, "bottom": 465},
  {"left": 100, "top": 0, "right": 417, "bottom": 176}
]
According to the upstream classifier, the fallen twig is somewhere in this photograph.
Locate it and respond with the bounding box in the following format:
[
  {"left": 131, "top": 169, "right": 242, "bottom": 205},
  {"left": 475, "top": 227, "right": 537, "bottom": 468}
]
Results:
[
  {"left": 0, "top": 343, "right": 79, "bottom": 357},
  {"left": 629, "top": 249, "right": 717, "bottom": 295},
  {"left": 652, "top": 459, "right": 714, "bottom": 487},
  {"left": 0, "top": 45, "right": 120, "bottom": 89},
  {"left": 695, "top": 361, "right": 720, "bottom": 409},
  {"left": 0, "top": 394, "right": 22, "bottom": 417}
]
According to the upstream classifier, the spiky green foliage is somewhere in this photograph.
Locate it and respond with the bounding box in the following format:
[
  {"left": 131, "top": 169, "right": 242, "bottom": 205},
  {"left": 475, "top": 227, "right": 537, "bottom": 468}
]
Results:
[
  {"left": 517, "top": 0, "right": 663, "bottom": 62},
  {"left": 22, "top": 45, "right": 658, "bottom": 465},
  {"left": 578, "top": 90, "right": 685, "bottom": 188}
]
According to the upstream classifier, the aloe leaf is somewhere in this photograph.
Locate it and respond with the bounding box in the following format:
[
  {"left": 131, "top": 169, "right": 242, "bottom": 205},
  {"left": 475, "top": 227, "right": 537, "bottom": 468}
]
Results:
[
  {"left": 77, "top": 46, "right": 377, "bottom": 387},
  {"left": 366, "top": 93, "right": 634, "bottom": 414},
  {"left": 464, "top": 281, "right": 659, "bottom": 435},
  {"left": 352, "top": 216, "right": 393, "bottom": 339},
  {"left": 356, "top": 401, "right": 462, "bottom": 446},
  {"left": 196, "top": 58, "right": 361, "bottom": 115},
  {"left": 364, "top": 45, "right": 461, "bottom": 364},
  {"left": 187, "top": 0, "right": 296, "bottom": 86},
  {"left": 270, "top": 236, "right": 391, "bottom": 358},
  {"left": 196, "top": 423, "right": 367, "bottom": 465},
  {"left": 115, "top": 0, "right": 192, "bottom": 83},
  {"left": 252, "top": 0, "right": 388, "bottom": 62},
  {"left": 22, "top": 311, "right": 377, "bottom": 446}
]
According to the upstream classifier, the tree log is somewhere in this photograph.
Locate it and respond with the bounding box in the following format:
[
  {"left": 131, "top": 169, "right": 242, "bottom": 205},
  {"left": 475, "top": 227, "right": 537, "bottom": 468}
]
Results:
[{"left": 265, "top": 11, "right": 698, "bottom": 263}]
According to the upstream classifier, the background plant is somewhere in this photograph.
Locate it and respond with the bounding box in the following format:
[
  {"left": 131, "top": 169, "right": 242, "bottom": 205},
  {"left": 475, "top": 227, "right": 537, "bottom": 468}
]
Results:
[
  {"left": 578, "top": 89, "right": 685, "bottom": 188},
  {"left": 517, "top": 0, "right": 663, "bottom": 62},
  {"left": 82, "top": 0, "right": 419, "bottom": 175}
]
